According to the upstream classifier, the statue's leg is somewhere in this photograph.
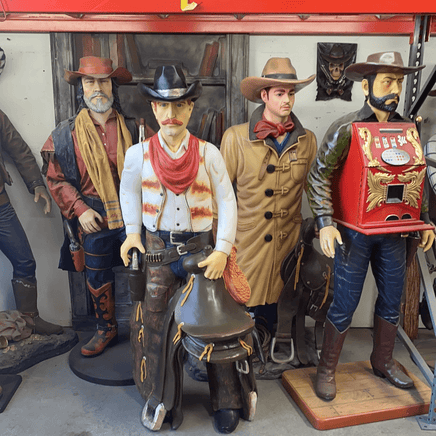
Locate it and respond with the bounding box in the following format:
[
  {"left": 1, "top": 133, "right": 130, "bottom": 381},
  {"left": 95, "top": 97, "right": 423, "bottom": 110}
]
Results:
[
  {"left": 0, "top": 201, "right": 62, "bottom": 335},
  {"left": 370, "top": 235, "right": 413, "bottom": 388},
  {"left": 131, "top": 231, "right": 182, "bottom": 431},
  {"left": 207, "top": 362, "right": 243, "bottom": 434}
]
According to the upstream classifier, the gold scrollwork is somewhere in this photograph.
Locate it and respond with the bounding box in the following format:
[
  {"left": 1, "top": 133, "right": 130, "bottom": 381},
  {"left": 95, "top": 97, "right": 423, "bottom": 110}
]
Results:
[
  {"left": 359, "top": 127, "right": 380, "bottom": 167},
  {"left": 406, "top": 127, "right": 425, "bottom": 166},
  {"left": 366, "top": 171, "right": 395, "bottom": 212},
  {"left": 398, "top": 169, "right": 426, "bottom": 209}
]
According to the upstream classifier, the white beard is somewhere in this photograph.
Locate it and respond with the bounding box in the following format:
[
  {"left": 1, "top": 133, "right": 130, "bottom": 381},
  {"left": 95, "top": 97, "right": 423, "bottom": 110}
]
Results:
[{"left": 84, "top": 93, "right": 114, "bottom": 113}]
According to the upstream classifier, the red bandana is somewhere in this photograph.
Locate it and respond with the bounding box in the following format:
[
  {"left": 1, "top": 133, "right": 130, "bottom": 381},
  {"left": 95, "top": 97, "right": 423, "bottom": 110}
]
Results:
[
  {"left": 149, "top": 133, "right": 200, "bottom": 195},
  {"left": 254, "top": 115, "right": 295, "bottom": 140}
]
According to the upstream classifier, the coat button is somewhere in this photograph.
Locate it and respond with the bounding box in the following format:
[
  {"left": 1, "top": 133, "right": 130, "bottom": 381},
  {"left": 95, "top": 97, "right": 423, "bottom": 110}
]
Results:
[
  {"left": 266, "top": 164, "right": 275, "bottom": 173},
  {"left": 265, "top": 211, "right": 273, "bottom": 219},
  {"left": 265, "top": 234, "right": 272, "bottom": 242},
  {"left": 265, "top": 188, "right": 273, "bottom": 197}
]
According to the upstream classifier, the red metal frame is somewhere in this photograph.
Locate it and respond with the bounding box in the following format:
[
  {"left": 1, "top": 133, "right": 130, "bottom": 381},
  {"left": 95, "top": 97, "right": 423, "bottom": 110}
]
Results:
[
  {"left": 2, "top": 0, "right": 436, "bottom": 15},
  {"left": 0, "top": 13, "right": 433, "bottom": 34}
]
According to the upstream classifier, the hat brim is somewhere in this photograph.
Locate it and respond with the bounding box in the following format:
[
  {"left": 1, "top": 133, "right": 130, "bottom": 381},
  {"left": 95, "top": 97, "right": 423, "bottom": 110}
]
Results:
[
  {"left": 138, "top": 80, "right": 203, "bottom": 102},
  {"left": 345, "top": 63, "right": 425, "bottom": 82},
  {"left": 64, "top": 66, "right": 132, "bottom": 85},
  {"left": 240, "top": 74, "right": 316, "bottom": 103}
]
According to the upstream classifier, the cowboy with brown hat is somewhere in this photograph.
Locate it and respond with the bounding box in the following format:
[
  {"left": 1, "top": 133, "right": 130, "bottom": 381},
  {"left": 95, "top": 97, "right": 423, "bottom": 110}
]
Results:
[
  {"left": 220, "top": 57, "right": 317, "bottom": 375},
  {"left": 119, "top": 64, "right": 256, "bottom": 434},
  {"left": 307, "top": 51, "right": 435, "bottom": 401},
  {"left": 41, "top": 56, "right": 142, "bottom": 357}
]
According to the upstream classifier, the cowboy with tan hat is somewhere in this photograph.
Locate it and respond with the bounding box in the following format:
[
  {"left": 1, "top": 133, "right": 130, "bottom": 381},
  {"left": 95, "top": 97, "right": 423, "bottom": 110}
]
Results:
[
  {"left": 41, "top": 56, "right": 142, "bottom": 357},
  {"left": 307, "top": 51, "right": 434, "bottom": 401},
  {"left": 220, "top": 57, "right": 317, "bottom": 375}
]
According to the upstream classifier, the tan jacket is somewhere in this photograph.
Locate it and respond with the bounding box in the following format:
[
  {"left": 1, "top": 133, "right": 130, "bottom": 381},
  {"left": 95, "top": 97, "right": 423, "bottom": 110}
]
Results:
[{"left": 221, "top": 105, "right": 317, "bottom": 306}]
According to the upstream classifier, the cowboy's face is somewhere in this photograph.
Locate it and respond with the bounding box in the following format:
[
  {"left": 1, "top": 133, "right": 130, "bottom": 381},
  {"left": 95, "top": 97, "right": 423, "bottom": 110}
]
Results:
[
  {"left": 82, "top": 76, "right": 114, "bottom": 114},
  {"left": 363, "top": 72, "right": 404, "bottom": 113},
  {"left": 152, "top": 100, "right": 194, "bottom": 138},
  {"left": 261, "top": 85, "right": 295, "bottom": 123}
]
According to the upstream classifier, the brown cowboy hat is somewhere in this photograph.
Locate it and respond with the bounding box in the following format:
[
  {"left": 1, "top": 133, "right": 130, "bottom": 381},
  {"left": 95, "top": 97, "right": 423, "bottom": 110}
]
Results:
[
  {"left": 240, "top": 57, "right": 316, "bottom": 103},
  {"left": 345, "top": 51, "right": 425, "bottom": 82},
  {"left": 64, "top": 56, "right": 132, "bottom": 85}
]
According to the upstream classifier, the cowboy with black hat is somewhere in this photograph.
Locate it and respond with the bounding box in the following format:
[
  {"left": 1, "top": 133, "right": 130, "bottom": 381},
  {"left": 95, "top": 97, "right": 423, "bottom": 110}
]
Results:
[
  {"left": 41, "top": 56, "right": 141, "bottom": 357},
  {"left": 307, "top": 51, "right": 435, "bottom": 401},
  {"left": 119, "top": 65, "right": 256, "bottom": 434}
]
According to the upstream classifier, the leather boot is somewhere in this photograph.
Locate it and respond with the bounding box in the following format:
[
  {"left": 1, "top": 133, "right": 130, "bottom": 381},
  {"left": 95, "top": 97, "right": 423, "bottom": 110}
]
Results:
[
  {"left": 81, "top": 282, "right": 118, "bottom": 357},
  {"left": 315, "top": 318, "right": 348, "bottom": 401},
  {"left": 370, "top": 315, "right": 413, "bottom": 389},
  {"left": 12, "top": 278, "right": 63, "bottom": 335}
]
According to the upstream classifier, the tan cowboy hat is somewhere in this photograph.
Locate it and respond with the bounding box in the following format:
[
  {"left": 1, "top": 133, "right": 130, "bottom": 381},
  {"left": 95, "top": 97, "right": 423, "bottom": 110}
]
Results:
[
  {"left": 345, "top": 51, "right": 425, "bottom": 82},
  {"left": 64, "top": 56, "right": 132, "bottom": 85},
  {"left": 240, "top": 57, "right": 315, "bottom": 103}
]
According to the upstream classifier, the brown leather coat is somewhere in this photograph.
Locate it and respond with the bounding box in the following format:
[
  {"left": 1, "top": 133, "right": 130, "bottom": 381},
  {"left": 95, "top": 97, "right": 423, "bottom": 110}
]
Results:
[
  {"left": 0, "top": 109, "right": 44, "bottom": 202},
  {"left": 221, "top": 105, "right": 317, "bottom": 306}
]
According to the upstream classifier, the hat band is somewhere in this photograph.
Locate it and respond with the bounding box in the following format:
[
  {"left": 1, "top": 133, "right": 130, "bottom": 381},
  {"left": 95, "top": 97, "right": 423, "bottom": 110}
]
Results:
[
  {"left": 262, "top": 73, "right": 298, "bottom": 80},
  {"left": 158, "top": 88, "right": 188, "bottom": 98}
]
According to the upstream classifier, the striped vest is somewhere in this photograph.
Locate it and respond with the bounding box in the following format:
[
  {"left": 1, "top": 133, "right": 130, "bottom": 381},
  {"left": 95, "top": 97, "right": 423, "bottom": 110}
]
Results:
[{"left": 141, "top": 137, "right": 213, "bottom": 232}]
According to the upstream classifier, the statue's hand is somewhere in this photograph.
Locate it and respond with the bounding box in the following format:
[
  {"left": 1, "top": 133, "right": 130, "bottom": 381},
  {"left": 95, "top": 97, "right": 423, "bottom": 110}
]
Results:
[
  {"left": 120, "top": 233, "right": 145, "bottom": 267},
  {"left": 319, "top": 225, "right": 343, "bottom": 258},
  {"left": 198, "top": 250, "right": 228, "bottom": 280},
  {"left": 419, "top": 229, "right": 435, "bottom": 252},
  {"left": 78, "top": 208, "right": 104, "bottom": 234},
  {"left": 34, "top": 186, "right": 51, "bottom": 214}
]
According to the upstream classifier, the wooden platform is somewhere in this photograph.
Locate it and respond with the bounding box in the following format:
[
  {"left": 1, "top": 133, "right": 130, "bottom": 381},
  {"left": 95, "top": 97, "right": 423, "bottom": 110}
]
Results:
[{"left": 282, "top": 360, "right": 431, "bottom": 430}]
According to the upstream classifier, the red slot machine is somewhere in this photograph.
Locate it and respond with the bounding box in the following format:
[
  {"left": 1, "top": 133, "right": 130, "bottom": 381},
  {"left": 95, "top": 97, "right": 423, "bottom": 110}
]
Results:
[{"left": 331, "top": 122, "right": 433, "bottom": 235}]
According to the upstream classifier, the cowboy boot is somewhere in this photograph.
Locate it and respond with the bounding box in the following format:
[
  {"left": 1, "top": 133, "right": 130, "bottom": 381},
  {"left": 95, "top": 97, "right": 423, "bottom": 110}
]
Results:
[
  {"left": 370, "top": 315, "right": 413, "bottom": 389},
  {"left": 315, "top": 318, "right": 348, "bottom": 401},
  {"left": 11, "top": 278, "right": 63, "bottom": 335},
  {"left": 81, "top": 282, "right": 118, "bottom": 357}
]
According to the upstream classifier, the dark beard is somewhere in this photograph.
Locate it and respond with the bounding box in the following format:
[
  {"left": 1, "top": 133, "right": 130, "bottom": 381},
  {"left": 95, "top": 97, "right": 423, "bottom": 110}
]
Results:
[{"left": 368, "top": 91, "right": 399, "bottom": 113}]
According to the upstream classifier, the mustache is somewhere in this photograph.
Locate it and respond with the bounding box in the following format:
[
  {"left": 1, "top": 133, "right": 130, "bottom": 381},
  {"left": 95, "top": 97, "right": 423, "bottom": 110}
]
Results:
[
  {"left": 382, "top": 93, "right": 399, "bottom": 103},
  {"left": 90, "top": 92, "right": 110, "bottom": 99},
  {"left": 162, "top": 118, "right": 183, "bottom": 126}
]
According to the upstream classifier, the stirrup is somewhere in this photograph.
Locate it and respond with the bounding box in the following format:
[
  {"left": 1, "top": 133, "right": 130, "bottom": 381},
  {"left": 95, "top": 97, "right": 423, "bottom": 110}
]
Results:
[
  {"left": 141, "top": 400, "right": 166, "bottom": 431},
  {"left": 270, "top": 336, "right": 294, "bottom": 364}
]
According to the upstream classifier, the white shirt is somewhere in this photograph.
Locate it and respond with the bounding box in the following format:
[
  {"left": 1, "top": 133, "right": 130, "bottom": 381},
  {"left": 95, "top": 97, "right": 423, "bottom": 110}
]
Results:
[{"left": 120, "top": 130, "right": 236, "bottom": 255}]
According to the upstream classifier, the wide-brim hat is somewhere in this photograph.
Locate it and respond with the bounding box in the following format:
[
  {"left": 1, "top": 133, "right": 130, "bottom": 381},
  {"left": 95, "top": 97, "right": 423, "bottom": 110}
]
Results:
[
  {"left": 138, "top": 64, "right": 202, "bottom": 102},
  {"left": 64, "top": 56, "right": 132, "bottom": 85},
  {"left": 240, "top": 57, "right": 316, "bottom": 103},
  {"left": 345, "top": 51, "right": 425, "bottom": 82}
]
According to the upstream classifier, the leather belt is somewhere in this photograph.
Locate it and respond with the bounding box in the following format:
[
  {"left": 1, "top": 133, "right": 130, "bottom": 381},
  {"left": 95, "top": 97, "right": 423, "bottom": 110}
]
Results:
[{"left": 145, "top": 231, "right": 213, "bottom": 266}]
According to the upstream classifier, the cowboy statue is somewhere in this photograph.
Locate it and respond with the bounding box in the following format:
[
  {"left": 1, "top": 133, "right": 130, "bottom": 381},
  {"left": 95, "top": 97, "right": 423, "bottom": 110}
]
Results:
[
  {"left": 41, "top": 56, "right": 139, "bottom": 357},
  {"left": 220, "top": 57, "right": 317, "bottom": 374},
  {"left": 307, "top": 51, "right": 435, "bottom": 401},
  {"left": 119, "top": 65, "right": 257, "bottom": 434}
]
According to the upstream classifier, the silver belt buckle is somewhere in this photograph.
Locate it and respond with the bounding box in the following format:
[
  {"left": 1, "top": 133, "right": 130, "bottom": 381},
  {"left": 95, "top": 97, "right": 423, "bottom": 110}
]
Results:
[{"left": 169, "top": 231, "right": 183, "bottom": 245}]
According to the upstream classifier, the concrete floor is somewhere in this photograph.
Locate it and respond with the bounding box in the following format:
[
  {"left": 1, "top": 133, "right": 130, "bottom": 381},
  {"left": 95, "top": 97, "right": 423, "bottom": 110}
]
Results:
[{"left": 0, "top": 328, "right": 434, "bottom": 436}]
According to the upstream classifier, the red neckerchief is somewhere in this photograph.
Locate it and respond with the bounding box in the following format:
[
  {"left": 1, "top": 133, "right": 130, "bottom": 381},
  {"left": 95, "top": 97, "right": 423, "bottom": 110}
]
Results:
[
  {"left": 254, "top": 114, "right": 295, "bottom": 140},
  {"left": 149, "top": 133, "right": 200, "bottom": 195}
]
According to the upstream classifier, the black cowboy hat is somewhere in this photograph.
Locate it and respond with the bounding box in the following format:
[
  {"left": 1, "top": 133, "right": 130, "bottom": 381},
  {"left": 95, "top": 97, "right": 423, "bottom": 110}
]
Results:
[{"left": 138, "top": 64, "right": 202, "bottom": 102}]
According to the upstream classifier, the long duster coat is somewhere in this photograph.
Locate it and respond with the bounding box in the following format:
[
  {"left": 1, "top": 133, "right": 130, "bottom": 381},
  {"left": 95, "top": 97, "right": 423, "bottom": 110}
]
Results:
[{"left": 220, "top": 105, "right": 317, "bottom": 307}]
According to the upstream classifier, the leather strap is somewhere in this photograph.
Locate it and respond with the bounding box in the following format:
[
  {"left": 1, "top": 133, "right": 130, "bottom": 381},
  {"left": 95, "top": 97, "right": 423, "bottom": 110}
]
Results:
[{"left": 145, "top": 231, "right": 213, "bottom": 266}]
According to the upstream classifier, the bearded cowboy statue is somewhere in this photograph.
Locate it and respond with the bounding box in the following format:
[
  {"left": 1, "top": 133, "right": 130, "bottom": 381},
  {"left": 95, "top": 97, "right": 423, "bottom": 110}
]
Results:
[
  {"left": 307, "top": 51, "right": 435, "bottom": 401},
  {"left": 41, "top": 56, "right": 139, "bottom": 357},
  {"left": 119, "top": 65, "right": 257, "bottom": 434}
]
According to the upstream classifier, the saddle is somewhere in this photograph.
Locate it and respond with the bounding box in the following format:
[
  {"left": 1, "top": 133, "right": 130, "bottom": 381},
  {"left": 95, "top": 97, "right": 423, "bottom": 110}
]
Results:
[{"left": 271, "top": 217, "right": 334, "bottom": 366}]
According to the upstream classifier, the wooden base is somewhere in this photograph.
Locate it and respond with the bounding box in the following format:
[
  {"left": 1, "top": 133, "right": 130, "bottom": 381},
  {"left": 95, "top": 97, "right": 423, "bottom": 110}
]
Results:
[{"left": 282, "top": 360, "right": 431, "bottom": 430}]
